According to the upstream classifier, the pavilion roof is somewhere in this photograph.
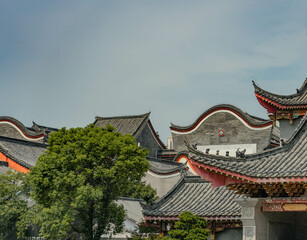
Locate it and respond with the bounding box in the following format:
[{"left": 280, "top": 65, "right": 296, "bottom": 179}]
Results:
[
  {"left": 253, "top": 79, "right": 307, "bottom": 109},
  {"left": 187, "top": 114, "right": 307, "bottom": 183},
  {"left": 143, "top": 176, "right": 241, "bottom": 221}
]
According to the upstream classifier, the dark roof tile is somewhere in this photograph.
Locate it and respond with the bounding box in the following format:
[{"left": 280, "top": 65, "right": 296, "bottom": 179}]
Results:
[
  {"left": 253, "top": 79, "right": 307, "bottom": 107},
  {"left": 0, "top": 137, "right": 46, "bottom": 169},
  {"left": 188, "top": 114, "right": 307, "bottom": 180},
  {"left": 94, "top": 113, "right": 150, "bottom": 137},
  {"left": 143, "top": 176, "right": 241, "bottom": 219}
]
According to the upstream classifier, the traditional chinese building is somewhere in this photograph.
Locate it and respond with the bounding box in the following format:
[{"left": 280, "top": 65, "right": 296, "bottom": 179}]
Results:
[
  {"left": 0, "top": 117, "right": 49, "bottom": 173},
  {"left": 175, "top": 96, "right": 307, "bottom": 239},
  {"left": 143, "top": 176, "right": 242, "bottom": 240},
  {"left": 254, "top": 79, "right": 307, "bottom": 140},
  {"left": 94, "top": 112, "right": 166, "bottom": 158},
  {"left": 170, "top": 104, "right": 279, "bottom": 156},
  {"left": 170, "top": 104, "right": 279, "bottom": 176},
  {"left": 145, "top": 157, "right": 186, "bottom": 197},
  {"left": 93, "top": 113, "right": 184, "bottom": 196}
]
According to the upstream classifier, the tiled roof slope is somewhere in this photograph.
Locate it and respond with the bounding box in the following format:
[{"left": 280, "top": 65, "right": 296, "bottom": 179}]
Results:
[
  {"left": 170, "top": 104, "right": 272, "bottom": 131},
  {"left": 143, "top": 176, "right": 241, "bottom": 220},
  {"left": 94, "top": 113, "right": 150, "bottom": 137},
  {"left": 147, "top": 157, "right": 185, "bottom": 175},
  {"left": 253, "top": 79, "right": 307, "bottom": 108},
  {"left": 0, "top": 137, "right": 46, "bottom": 169},
  {"left": 188, "top": 114, "right": 307, "bottom": 181}
]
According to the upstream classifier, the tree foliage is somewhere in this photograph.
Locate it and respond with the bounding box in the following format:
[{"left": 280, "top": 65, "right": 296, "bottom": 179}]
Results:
[
  {"left": 28, "top": 124, "right": 150, "bottom": 240},
  {"left": 167, "top": 211, "right": 209, "bottom": 240},
  {"left": 0, "top": 171, "right": 29, "bottom": 240},
  {"left": 122, "top": 182, "right": 158, "bottom": 204}
]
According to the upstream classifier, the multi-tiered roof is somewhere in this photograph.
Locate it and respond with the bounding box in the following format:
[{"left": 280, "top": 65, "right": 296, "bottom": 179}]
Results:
[
  {"left": 185, "top": 113, "right": 307, "bottom": 197},
  {"left": 253, "top": 79, "right": 307, "bottom": 125},
  {"left": 253, "top": 79, "right": 307, "bottom": 110}
]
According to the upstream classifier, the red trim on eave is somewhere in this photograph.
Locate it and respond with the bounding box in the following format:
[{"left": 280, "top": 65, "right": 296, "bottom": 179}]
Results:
[
  {"left": 171, "top": 107, "right": 272, "bottom": 133},
  {"left": 0, "top": 119, "right": 45, "bottom": 139},
  {"left": 255, "top": 93, "right": 307, "bottom": 110},
  {"left": 175, "top": 153, "right": 199, "bottom": 175},
  {"left": 0, "top": 152, "right": 30, "bottom": 173},
  {"left": 189, "top": 159, "right": 307, "bottom": 185},
  {"left": 147, "top": 120, "right": 166, "bottom": 149}
]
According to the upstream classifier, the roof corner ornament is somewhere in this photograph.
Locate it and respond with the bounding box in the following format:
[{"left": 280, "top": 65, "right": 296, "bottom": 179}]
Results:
[
  {"left": 205, "top": 148, "right": 210, "bottom": 154},
  {"left": 236, "top": 148, "right": 246, "bottom": 158}
]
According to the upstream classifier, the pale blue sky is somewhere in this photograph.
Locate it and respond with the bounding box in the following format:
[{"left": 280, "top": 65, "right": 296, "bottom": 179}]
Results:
[{"left": 1, "top": 1, "right": 307, "bottom": 142}]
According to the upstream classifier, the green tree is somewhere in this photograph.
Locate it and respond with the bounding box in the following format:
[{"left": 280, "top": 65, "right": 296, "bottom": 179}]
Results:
[
  {"left": 167, "top": 211, "right": 209, "bottom": 240},
  {"left": 122, "top": 182, "right": 158, "bottom": 204},
  {"left": 0, "top": 171, "right": 28, "bottom": 240},
  {"left": 28, "top": 125, "right": 150, "bottom": 240}
]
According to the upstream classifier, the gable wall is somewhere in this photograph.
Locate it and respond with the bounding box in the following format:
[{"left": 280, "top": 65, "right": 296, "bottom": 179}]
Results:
[
  {"left": 136, "top": 123, "right": 163, "bottom": 157},
  {"left": 0, "top": 122, "right": 44, "bottom": 143},
  {"left": 172, "top": 112, "right": 272, "bottom": 153}
]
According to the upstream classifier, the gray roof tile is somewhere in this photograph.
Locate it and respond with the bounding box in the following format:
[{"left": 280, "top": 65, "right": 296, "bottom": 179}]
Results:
[
  {"left": 253, "top": 79, "right": 307, "bottom": 107},
  {"left": 188, "top": 114, "right": 307, "bottom": 180},
  {"left": 94, "top": 113, "right": 150, "bottom": 137},
  {"left": 143, "top": 176, "right": 241, "bottom": 220},
  {"left": 147, "top": 157, "right": 185, "bottom": 175},
  {"left": 0, "top": 137, "right": 46, "bottom": 169}
]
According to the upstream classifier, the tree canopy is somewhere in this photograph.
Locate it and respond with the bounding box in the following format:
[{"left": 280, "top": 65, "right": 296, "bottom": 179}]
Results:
[
  {"left": 167, "top": 211, "right": 209, "bottom": 240},
  {"left": 28, "top": 124, "right": 150, "bottom": 240},
  {"left": 0, "top": 171, "right": 29, "bottom": 240}
]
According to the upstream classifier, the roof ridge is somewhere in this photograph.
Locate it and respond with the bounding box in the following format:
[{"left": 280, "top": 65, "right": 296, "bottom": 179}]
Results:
[
  {"left": 297, "top": 77, "right": 307, "bottom": 93},
  {"left": 95, "top": 112, "right": 151, "bottom": 121},
  {"left": 0, "top": 136, "right": 48, "bottom": 148},
  {"left": 253, "top": 80, "right": 306, "bottom": 99},
  {"left": 147, "top": 156, "right": 183, "bottom": 166},
  {"left": 170, "top": 104, "right": 271, "bottom": 131},
  {"left": 0, "top": 116, "right": 45, "bottom": 137},
  {"left": 144, "top": 176, "right": 186, "bottom": 210},
  {"left": 132, "top": 113, "right": 150, "bottom": 137},
  {"left": 144, "top": 176, "right": 208, "bottom": 211}
]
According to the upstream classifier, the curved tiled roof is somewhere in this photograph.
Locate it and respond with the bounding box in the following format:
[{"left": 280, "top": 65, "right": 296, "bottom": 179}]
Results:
[
  {"left": 0, "top": 116, "right": 45, "bottom": 139},
  {"left": 94, "top": 113, "right": 150, "bottom": 137},
  {"left": 0, "top": 137, "right": 47, "bottom": 169},
  {"left": 187, "top": 114, "right": 307, "bottom": 182},
  {"left": 143, "top": 176, "right": 241, "bottom": 220},
  {"left": 170, "top": 104, "right": 272, "bottom": 132},
  {"left": 147, "top": 157, "right": 185, "bottom": 175},
  {"left": 253, "top": 79, "right": 307, "bottom": 108}
]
